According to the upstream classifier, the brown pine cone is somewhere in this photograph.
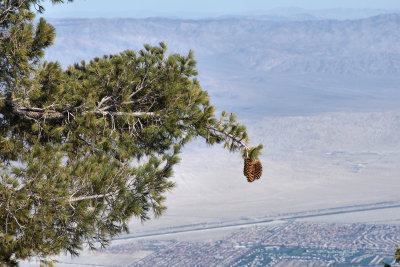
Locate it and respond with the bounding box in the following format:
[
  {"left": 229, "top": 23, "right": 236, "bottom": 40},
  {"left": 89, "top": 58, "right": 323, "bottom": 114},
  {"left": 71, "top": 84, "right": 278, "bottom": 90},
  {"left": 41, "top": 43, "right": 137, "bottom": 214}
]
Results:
[
  {"left": 244, "top": 158, "right": 253, "bottom": 177},
  {"left": 244, "top": 158, "right": 255, "bottom": 182},
  {"left": 253, "top": 160, "right": 262, "bottom": 180}
]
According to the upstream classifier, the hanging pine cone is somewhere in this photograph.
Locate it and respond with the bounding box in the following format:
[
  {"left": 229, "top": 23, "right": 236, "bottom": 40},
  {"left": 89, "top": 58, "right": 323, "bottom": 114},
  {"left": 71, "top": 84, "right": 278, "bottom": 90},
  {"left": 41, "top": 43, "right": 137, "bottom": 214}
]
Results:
[
  {"left": 244, "top": 158, "right": 255, "bottom": 182},
  {"left": 253, "top": 160, "right": 263, "bottom": 180},
  {"left": 243, "top": 145, "right": 263, "bottom": 182},
  {"left": 244, "top": 158, "right": 253, "bottom": 177},
  {"left": 243, "top": 157, "right": 262, "bottom": 182}
]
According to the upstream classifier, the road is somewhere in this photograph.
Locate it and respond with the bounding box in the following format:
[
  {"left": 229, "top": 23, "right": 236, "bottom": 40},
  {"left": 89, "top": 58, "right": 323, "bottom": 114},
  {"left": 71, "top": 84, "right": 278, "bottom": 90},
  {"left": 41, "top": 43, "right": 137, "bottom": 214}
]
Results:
[{"left": 115, "top": 201, "right": 400, "bottom": 240}]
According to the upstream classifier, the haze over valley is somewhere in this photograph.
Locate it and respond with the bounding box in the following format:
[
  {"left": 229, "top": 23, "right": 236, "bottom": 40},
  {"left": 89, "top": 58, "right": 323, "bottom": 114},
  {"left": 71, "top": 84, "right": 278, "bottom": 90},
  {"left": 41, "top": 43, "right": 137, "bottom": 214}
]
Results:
[
  {"left": 42, "top": 7, "right": 400, "bottom": 235},
  {"left": 24, "top": 10, "right": 400, "bottom": 266}
]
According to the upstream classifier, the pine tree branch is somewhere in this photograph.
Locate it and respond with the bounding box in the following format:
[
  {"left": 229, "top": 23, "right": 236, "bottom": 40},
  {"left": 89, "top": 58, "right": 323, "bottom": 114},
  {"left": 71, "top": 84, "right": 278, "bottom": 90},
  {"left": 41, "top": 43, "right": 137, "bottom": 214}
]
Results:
[
  {"left": 10, "top": 102, "right": 65, "bottom": 120},
  {"left": 0, "top": 0, "right": 26, "bottom": 26},
  {"left": 3, "top": 101, "right": 250, "bottom": 152},
  {"left": 1, "top": 100, "right": 160, "bottom": 120},
  {"left": 69, "top": 192, "right": 115, "bottom": 202},
  {"left": 205, "top": 125, "right": 250, "bottom": 151},
  {"left": 92, "top": 110, "right": 157, "bottom": 117}
]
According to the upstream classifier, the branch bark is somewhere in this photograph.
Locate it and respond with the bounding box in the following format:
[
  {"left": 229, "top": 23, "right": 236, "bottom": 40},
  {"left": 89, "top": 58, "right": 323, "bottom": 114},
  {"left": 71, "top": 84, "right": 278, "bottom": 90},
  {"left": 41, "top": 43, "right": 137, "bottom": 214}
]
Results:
[
  {"left": 69, "top": 192, "right": 115, "bottom": 202},
  {"left": 2, "top": 100, "right": 160, "bottom": 120},
  {"left": 10, "top": 104, "right": 65, "bottom": 120}
]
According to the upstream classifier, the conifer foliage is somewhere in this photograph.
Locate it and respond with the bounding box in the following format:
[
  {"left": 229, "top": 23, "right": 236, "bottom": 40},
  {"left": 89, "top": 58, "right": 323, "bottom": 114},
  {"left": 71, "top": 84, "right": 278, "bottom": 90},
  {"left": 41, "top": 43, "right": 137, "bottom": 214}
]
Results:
[{"left": 0, "top": 0, "right": 262, "bottom": 265}]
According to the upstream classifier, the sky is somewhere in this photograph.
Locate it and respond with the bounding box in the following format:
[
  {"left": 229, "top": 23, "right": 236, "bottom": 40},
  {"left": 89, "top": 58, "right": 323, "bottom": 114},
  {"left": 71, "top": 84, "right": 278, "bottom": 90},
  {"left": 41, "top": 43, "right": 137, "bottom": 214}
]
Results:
[{"left": 41, "top": 0, "right": 400, "bottom": 18}]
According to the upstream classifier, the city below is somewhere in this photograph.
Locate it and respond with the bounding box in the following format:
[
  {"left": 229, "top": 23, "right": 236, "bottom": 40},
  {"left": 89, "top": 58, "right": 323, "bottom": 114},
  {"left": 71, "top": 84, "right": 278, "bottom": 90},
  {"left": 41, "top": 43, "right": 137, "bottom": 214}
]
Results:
[{"left": 53, "top": 202, "right": 400, "bottom": 267}]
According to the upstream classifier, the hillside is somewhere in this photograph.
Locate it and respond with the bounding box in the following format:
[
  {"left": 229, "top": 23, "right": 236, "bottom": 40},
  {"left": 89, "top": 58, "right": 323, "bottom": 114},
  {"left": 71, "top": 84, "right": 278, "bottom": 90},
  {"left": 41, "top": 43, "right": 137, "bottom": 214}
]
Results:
[{"left": 45, "top": 14, "right": 400, "bottom": 75}]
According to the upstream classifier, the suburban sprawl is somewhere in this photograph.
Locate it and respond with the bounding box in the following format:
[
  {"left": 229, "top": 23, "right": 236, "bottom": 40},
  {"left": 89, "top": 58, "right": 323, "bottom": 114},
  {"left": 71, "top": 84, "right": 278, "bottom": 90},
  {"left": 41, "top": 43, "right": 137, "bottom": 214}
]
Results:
[{"left": 57, "top": 221, "right": 399, "bottom": 266}]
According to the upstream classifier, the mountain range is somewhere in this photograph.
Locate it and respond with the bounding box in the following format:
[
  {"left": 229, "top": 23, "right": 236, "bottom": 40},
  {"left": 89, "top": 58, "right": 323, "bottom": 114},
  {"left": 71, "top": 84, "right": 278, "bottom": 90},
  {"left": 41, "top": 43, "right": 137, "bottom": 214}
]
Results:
[
  {"left": 43, "top": 14, "right": 400, "bottom": 118},
  {"left": 45, "top": 13, "right": 400, "bottom": 76}
]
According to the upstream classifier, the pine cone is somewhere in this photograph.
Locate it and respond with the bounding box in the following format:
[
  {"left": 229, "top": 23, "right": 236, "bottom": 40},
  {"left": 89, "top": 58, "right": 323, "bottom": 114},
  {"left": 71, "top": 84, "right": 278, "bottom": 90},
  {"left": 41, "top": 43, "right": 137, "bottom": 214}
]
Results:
[
  {"left": 253, "top": 160, "right": 262, "bottom": 180},
  {"left": 243, "top": 158, "right": 262, "bottom": 182},
  {"left": 244, "top": 158, "right": 253, "bottom": 177},
  {"left": 244, "top": 158, "right": 255, "bottom": 182}
]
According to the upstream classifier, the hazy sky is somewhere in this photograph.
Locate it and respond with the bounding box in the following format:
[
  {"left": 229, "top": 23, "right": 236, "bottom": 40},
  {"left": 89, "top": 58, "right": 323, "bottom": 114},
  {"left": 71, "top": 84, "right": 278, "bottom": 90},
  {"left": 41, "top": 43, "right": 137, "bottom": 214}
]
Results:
[{"left": 42, "top": 0, "right": 400, "bottom": 18}]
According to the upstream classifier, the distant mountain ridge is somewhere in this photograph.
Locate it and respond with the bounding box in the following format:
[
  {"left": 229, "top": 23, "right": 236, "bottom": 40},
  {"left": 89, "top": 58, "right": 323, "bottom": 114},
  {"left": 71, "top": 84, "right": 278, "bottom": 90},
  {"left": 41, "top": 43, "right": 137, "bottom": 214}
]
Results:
[
  {"left": 46, "top": 13, "right": 400, "bottom": 76},
  {"left": 241, "top": 8, "right": 400, "bottom": 21}
]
